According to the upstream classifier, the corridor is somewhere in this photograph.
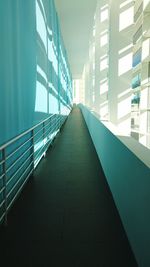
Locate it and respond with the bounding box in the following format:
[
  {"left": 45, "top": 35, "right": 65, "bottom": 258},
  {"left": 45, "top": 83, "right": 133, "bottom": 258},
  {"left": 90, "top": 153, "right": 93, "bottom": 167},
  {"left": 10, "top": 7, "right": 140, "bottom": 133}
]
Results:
[{"left": 0, "top": 107, "right": 137, "bottom": 267}]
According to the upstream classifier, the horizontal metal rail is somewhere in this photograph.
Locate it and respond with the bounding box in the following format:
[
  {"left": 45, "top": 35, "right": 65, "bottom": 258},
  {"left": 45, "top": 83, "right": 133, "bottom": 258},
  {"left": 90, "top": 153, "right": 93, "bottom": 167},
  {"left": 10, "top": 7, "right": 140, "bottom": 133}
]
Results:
[
  {"left": 0, "top": 174, "right": 4, "bottom": 180},
  {"left": 6, "top": 136, "right": 33, "bottom": 161},
  {"left": 0, "top": 113, "right": 68, "bottom": 226},
  {"left": 0, "top": 114, "right": 55, "bottom": 151},
  {"left": 6, "top": 145, "right": 34, "bottom": 175}
]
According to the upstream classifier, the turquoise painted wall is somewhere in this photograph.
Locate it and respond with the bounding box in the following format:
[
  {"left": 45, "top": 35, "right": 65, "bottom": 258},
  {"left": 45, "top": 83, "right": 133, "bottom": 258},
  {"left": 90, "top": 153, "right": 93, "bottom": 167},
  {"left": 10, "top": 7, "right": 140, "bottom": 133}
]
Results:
[
  {"left": 0, "top": 0, "right": 37, "bottom": 144},
  {"left": 80, "top": 105, "right": 150, "bottom": 267},
  {"left": 0, "top": 0, "right": 72, "bottom": 223},
  {"left": 0, "top": 0, "right": 72, "bottom": 146}
]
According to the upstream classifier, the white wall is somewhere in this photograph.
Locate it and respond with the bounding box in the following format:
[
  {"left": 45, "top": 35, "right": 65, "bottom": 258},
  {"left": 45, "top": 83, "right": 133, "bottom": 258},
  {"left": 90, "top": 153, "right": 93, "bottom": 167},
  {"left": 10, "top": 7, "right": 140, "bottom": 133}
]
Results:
[
  {"left": 73, "top": 79, "right": 84, "bottom": 104},
  {"left": 82, "top": 0, "right": 150, "bottom": 145},
  {"left": 109, "top": 0, "right": 134, "bottom": 132},
  {"left": 82, "top": 0, "right": 134, "bottom": 132}
]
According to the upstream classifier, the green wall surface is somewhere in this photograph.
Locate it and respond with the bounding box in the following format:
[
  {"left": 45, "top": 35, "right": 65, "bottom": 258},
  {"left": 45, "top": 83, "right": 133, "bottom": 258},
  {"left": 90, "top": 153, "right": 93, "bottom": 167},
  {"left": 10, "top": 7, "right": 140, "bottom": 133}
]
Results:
[{"left": 80, "top": 104, "right": 150, "bottom": 267}]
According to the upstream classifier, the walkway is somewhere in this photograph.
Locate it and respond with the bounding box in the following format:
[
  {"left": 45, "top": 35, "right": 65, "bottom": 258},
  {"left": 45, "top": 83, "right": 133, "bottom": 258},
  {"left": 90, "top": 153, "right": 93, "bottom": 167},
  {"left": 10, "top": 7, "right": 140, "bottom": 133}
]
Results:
[{"left": 0, "top": 107, "right": 137, "bottom": 267}]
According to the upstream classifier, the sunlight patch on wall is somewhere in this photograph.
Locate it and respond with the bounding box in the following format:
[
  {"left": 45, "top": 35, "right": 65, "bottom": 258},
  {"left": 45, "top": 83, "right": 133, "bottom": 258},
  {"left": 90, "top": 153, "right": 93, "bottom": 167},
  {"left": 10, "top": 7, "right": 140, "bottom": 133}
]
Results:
[
  {"left": 35, "top": 81, "right": 47, "bottom": 113},
  {"left": 100, "top": 103, "right": 108, "bottom": 119},
  {"left": 118, "top": 96, "right": 131, "bottom": 119},
  {"left": 93, "top": 62, "right": 95, "bottom": 71},
  {"left": 119, "top": 6, "right": 134, "bottom": 31},
  {"left": 36, "top": 0, "right": 47, "bottom": 50},
  {"left": 49, "top": 93, "right": 59, "bottom": 114},
  {"left": 37, "top": 64, "right": 47, "bottom": 82},
  {"left": 140, "top": 111, "right": 148, "bottom": 132},
  {"left": 118, "top": 53, "right": 132, "bottom": 76},
  {"left": 100, "top": 55, "right": 108, "bottom": 71},
  {"left": 100, "top": 33, "right": 108, "bottom": 47},
  {"left": 142, "top": 39, "right": 150, "bottom": 61},
  {"left": 100, "top": 79, "right": 108, "bottom": 95},
  {"left": 100, "top": 5, "right": 109, "bottom": 23},
  {"left": 140, "top": 88, "right": 148, "bottom": 109},
  {"left": 144, "top": 0, "right": 150, "bottom": 9},
  {"left": 48, "top": 39, "right": 53, "bottom": 62}
]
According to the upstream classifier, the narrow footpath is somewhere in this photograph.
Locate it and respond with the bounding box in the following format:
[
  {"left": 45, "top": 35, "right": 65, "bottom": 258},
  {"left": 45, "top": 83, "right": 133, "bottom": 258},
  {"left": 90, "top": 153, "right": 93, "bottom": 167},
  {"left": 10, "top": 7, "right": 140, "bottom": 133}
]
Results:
[{"left": 0, "top": 107, "right": 137, "bottom": 267}]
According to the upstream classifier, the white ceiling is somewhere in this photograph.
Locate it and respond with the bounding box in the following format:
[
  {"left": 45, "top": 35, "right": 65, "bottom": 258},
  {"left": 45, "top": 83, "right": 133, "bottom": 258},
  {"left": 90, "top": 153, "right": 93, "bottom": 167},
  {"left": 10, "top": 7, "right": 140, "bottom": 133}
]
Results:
[{"left": 54, "top": 0, "right": 97, "bottom": 79}]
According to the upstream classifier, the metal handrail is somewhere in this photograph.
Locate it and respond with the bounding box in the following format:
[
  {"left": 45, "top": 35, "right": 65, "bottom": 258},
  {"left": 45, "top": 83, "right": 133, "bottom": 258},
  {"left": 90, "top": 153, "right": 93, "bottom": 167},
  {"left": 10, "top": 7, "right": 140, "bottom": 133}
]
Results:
[
  {"left": 6, "top": 145, "right": 33, "bottom": 175},
  {"left": 0, "top": 160, "right": 4, "bottom": 166},
  {"left": 0, "top": 114, "right": 55, "bottom": 151},
  {"left": 6, "top": 151, "right": 34, "bottom": 186},
  {"left": 7, "top": 157, "right": 33, "bottom": 198},
  {"left": 0, "top": 112, "right": 68, "bottom": 226},
  {"left": 0, "top": 174, "right": 4, "bottom": 180},
  {"left": 6, "top": 136, "right": 33, "bottom": 160},
  {"left": 0, "top": 187, "right": 5, "bottom": 195},
  {"left": 0, "top": 200, "right": 5, "bottom": 209},
  {"left": 7, "top": 167, "right": 33, "bottom": 212}
]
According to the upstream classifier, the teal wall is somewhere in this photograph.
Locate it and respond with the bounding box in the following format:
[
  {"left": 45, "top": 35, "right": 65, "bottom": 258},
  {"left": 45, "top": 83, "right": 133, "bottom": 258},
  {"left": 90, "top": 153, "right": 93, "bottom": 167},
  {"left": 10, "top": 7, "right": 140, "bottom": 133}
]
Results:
[
  {"left": 0, "top": 0, "right": 72, "bottom": 146},
  {"left": 80, "top": 105, "right": 150, "bottom": 267},
  {"left": 0, "top": 0, "right": 37, "bottom": 144},
  {"left": 0, "top": 0, "right": 72, "bottom": 224}
]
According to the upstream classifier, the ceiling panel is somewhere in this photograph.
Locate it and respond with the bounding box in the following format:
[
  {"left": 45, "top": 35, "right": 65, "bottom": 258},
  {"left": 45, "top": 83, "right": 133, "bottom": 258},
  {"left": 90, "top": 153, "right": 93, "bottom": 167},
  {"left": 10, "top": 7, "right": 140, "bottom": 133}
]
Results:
[{"left": 54, "top": 0, "right": 97, "bottom": 78}]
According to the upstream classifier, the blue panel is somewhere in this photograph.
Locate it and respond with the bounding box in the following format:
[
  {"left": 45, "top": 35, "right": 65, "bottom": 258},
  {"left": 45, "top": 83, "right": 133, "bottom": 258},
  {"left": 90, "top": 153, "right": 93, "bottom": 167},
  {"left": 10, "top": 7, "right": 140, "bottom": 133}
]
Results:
[
  {"left": 133, "top": 49, "right": 142, "bottom": 68},
  {"left": 132, "top": 73, "right": 141, "bottom": 89},
  {"left": 131, "top": 92, "right": 140, "bottom": 104}
]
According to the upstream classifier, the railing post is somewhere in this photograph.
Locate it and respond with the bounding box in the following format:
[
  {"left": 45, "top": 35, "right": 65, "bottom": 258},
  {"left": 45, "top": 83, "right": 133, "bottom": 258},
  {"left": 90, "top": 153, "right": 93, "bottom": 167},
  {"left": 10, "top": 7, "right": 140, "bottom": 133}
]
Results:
[
  {"left": 43, "top": 121, "right": 46, "bottom": 157},
  {"left": 43, "top": 121, "right": 45, "bottom": 141},
  {"left": 2, "top": 148, "right": 8, "bottom": 226},
  {"left": 59, "top": 114, "right": 61, "bottom": 131},
  {"left": 56, "top": 115, "right": 58, "bottom": 131},
  {"left": 31, "top": 129, "right": 35, "bottom": 172}
]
